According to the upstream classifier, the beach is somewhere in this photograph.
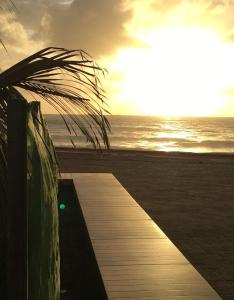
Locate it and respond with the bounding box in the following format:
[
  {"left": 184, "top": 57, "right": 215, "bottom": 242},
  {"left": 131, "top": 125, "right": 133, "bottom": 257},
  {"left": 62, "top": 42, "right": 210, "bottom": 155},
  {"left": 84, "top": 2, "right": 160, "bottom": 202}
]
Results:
[{"left": 57, "top": 148, "right": 234, "bottom": 299}]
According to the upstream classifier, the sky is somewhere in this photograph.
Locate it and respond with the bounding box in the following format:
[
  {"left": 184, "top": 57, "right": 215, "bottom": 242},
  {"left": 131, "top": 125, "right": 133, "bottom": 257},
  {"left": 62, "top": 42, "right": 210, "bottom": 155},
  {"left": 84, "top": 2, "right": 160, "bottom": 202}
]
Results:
[{"left": 1, "top": 0, "right": 234, "bottom": 116}]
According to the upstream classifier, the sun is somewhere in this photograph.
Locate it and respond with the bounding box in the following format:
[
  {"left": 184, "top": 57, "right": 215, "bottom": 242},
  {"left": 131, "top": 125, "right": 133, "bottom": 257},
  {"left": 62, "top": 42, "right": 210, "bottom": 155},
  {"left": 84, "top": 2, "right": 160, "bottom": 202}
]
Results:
[{"left": 107, "top": 26, "right": 234, "bottom": 116}]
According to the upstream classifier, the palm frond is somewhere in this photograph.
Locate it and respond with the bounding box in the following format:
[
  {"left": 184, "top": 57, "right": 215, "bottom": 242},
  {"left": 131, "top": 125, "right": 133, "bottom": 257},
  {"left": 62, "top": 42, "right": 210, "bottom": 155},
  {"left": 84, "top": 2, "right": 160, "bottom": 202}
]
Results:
[
  {"left": 0, "top": 47, "right": 110, "bottom": 149},
  {"left": 0, "top": 48, "right": 111, "bottom": 239}
]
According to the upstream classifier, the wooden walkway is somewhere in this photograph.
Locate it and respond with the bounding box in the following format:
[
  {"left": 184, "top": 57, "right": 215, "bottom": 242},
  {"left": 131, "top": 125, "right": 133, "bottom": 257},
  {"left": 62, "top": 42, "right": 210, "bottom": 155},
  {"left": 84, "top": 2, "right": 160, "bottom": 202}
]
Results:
[{"left": 61, "top": 173, "right": 221, "bottom": 299}]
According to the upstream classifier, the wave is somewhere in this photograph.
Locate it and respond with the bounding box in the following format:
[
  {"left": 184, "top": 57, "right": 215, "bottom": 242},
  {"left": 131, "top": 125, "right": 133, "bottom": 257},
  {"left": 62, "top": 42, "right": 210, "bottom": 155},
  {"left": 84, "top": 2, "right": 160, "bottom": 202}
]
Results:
[{"left": 46, "top": 115, "right": 234, "bottom": 153}]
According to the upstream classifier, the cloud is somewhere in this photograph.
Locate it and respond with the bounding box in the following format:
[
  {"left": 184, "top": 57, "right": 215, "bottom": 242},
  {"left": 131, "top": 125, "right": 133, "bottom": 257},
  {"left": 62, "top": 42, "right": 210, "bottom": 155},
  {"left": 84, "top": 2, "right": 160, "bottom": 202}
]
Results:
[
  {"left": 0, "top": 9, "right": 44, "bottom": 70},
  {"left": 48, "top": 0, "right": 133, "bottom": 58},
  {"left": 2, "top": 0, "right": 234, "bottom": 68},
  {"left": 10, "top": 0, "right": 133, "bottom": 59},
  {"left": 124, "top": 0, "right": 234, "bottom": 43}
]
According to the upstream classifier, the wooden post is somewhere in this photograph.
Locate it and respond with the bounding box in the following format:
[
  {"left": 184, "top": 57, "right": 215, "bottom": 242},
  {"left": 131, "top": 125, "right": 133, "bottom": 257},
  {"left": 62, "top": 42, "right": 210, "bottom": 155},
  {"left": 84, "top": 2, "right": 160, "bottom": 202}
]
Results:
[{"left": 7, "top": 98, "right": 28, "bottom": 300}]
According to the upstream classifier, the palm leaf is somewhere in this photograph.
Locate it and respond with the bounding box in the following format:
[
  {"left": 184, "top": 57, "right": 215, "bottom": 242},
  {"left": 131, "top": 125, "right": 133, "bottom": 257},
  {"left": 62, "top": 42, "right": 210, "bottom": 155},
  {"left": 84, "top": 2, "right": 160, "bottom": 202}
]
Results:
[
  {"left": 0, "top": 47, "right": 110, "bottom": 149},
  {"left": 0, "top": 48, "right": 111, "bottom": 275}
]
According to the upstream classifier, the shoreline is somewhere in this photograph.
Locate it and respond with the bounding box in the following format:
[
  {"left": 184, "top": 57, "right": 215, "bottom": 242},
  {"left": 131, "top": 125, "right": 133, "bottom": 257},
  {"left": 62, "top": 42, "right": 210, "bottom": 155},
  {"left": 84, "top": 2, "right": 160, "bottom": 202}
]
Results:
[
  {"left": 56, "top": 146, "right": 234, "bottom": 158},
  {"left": 56, "top": 147, "right": 234, "bottom": 299}
]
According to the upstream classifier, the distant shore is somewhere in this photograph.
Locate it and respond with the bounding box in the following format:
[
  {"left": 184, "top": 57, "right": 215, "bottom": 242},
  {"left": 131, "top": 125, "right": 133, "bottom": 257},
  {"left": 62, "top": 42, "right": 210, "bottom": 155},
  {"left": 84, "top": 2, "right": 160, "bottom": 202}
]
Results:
[{"left": 56, "top": 147, "right": 234, "bottom": 299}]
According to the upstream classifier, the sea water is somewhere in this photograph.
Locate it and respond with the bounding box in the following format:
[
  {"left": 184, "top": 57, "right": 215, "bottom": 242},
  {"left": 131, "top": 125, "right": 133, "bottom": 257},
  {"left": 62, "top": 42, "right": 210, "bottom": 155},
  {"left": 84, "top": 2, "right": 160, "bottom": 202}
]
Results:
[{"left": 45, "top": 115, "right": 234, "bottom": 153}]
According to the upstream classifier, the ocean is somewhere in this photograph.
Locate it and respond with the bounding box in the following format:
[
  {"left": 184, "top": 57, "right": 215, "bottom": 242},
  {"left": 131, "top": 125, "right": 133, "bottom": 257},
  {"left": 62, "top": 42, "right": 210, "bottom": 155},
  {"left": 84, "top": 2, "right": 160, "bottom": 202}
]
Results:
[{"left": 45, "top": 115, "right": 234, "bottom": 153}]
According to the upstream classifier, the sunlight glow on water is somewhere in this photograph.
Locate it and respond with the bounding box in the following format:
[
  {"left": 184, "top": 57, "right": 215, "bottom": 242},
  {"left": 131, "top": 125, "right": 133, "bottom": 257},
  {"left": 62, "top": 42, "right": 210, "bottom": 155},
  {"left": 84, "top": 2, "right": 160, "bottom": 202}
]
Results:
[{"left": 45, "top": 115, "right": 234, "bottom": 153}]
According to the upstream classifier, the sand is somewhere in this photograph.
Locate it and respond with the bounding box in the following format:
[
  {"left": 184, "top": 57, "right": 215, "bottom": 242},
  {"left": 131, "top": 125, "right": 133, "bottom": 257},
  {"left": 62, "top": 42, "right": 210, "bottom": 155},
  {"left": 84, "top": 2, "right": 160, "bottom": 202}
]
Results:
[{"left": 56, "top": 148, "right": 234, "bottom": 299}]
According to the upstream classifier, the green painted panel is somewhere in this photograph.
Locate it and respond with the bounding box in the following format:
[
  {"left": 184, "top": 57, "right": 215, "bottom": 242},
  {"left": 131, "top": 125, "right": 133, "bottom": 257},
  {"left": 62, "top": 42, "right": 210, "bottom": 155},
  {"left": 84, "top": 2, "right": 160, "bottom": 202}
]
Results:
[{"left": 27, "top": 102, "right": 60, "bottom": 300}]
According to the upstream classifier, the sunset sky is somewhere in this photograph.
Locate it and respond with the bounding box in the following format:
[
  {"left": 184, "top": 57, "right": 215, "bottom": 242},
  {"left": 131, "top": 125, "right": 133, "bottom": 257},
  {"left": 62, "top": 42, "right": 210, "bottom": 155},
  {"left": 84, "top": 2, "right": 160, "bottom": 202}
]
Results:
[{"left": 1, "top": 0, "right": 234, "bottom": 116}]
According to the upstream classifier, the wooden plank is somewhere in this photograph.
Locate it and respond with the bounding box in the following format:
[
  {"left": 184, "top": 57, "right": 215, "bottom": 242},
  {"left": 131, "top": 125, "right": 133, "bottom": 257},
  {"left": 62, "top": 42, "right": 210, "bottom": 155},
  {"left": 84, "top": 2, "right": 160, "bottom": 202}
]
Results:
[
  {"left": 65, "top": 173, "right": 221, "bottom": 299},
  {"left": 85, "top": 220, "right": 166, "bottom": 240},
  {"left": 101, "top": 265, "right": 221, "bottom": 299},
  {"left": 92, "top": 238, "right": 188, "bottom": 265},
  {"left": 80, "top": 206, "right": 151, "bottom": 221},
  {"left": 79, "top": 198, "right": 139, "bottom": 207},
  {"left": 60, "top": 173, "right": 74, "bottom": 180}
]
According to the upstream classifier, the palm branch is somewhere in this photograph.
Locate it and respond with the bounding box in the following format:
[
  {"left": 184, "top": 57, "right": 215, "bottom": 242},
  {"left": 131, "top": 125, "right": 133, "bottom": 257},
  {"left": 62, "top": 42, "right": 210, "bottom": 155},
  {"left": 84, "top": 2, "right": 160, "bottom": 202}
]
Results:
[{"left": 0, "top": 46, "right": 110, "bottom": 201}]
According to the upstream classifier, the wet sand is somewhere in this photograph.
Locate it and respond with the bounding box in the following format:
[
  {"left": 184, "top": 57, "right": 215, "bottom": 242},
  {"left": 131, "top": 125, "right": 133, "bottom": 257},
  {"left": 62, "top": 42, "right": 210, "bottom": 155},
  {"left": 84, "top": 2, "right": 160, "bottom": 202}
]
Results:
[{"left": 56, "top": 148, "right": 234, "bottom": 299}]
